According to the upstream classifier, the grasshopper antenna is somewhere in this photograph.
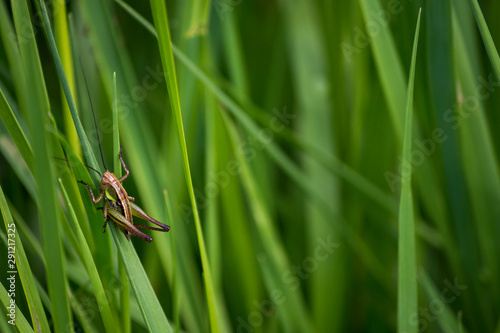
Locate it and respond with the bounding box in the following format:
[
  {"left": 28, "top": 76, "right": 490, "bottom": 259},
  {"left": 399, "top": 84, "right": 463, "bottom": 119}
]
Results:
[
  {"left": 79, "top": 56, "right": 108, "bottom": 171},
  {"left": 52, "top": 156, "right": 103, "bottom": 177}
]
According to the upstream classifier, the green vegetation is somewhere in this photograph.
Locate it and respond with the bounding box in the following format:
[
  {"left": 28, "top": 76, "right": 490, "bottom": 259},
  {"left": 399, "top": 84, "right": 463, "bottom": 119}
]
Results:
[{"left": 0, "top": 0, "right": 499, "bottom": 332}]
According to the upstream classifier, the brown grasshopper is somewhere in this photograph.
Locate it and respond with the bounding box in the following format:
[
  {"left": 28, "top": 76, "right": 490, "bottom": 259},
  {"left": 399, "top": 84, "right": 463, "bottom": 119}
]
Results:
[
  {"left": 77, "top": 147, "right": 170, "bottom": 243},
  {"left": 76, "top": 64, "right": 169, "bottom": 243}
]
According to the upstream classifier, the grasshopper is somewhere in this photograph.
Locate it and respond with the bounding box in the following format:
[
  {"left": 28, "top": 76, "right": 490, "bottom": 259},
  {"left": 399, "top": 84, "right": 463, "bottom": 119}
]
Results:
[{"left": 76, "top": 64, "right": 169, "bottom": 243}]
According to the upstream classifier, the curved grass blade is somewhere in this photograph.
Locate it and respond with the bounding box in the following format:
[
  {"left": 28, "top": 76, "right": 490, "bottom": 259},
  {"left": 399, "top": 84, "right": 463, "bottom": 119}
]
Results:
[
  {"left": 149, "top": 0, "right": 220, "bottom": 331},
  {"left": 397, "top": 9, "right": 421, "bottom": 333},
  {"left": 0, "top": 0, "right": 27, "bottom": 116},
  {"left": 0, "top": 185, "right": 50, "bottom": 332},
  {"left": 0, "top": 281, "right": 33, "bottom": 333},
  {"left": 0, "top": 87, "right": 33, "bottom": 170},
  {"left": 38, "top": 0, "right": 101, "bottom": 183},
  {"left": 11, "top": 1, "right": 73, "bottom": 331}
]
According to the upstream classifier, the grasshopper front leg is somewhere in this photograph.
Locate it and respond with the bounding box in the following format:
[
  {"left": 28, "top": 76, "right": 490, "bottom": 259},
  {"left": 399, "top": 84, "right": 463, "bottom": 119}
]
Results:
[
  {"left": 118, "top": 146, "right": 130, "bottom": 183},
  {"left": 78, "top": 181, "right": 105, "bottom": 204}
]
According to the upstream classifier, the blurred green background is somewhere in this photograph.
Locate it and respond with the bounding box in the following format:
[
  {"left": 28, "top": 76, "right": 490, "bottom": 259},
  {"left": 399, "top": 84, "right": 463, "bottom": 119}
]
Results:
[{"left": 1, "top": 0, "right": 500, "bottom": 332}]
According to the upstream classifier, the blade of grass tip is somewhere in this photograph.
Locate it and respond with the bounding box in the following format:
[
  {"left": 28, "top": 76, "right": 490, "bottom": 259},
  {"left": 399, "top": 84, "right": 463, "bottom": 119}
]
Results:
[
  {"left": 397, "top": 9, "right": 421, "bottom": 333},
  {"left": 53, "top": 0, "right": 81, "bottom": 157},
  {"left": 358, "top": 0, "right": 450, "bottom": 243},
  {"left": 57, "top": 179, "right": 119, "bottom": 333},
  {"left": 38, "top": 0, "right": 101, "bottom": 183},
  {"left": 109, "top": 223, "right": 172, "bottom": 333},
  {"left": 0, "top": 281, "right": 34, "bottom": 333},
  {"left": 163, "top": 190, "right": 179, "bottom": 333},
  {"left": 149, "top": 1, "right": 220, "bottom": 331},
  {"left": 0, "top": 185, "right": 50, "bottom": 332},
  {"left": 418, "top": 269, "right": 470, "bottom": 333},
  {"left": 469, "top": 0, "right": 500, "bottom": 79},
  {"left": 11, "top": 0, "right": 73, "bottom": 331},
  {"left": 112, "top": 71, "right": 130, "bottom": 333}
]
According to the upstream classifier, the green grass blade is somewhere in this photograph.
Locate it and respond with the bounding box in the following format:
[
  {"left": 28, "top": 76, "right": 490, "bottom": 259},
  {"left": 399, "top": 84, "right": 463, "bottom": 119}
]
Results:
[
  {"left": 469, "top": 0, "right": 500, "bottom": 79},
  {"left": 11, "top": 1, "right": 73, "bottom": 331},
  {"left": 112, "top": 71, "right": 131, "bottom": 333},
  {"left": 222, "top": 111, "right": 313, "bottom": 332},
  {"left": 425, "top": 0, "right": 468, "bottom": 280},
  {"left": 164, "top": 190, "right": 180, "bottom": 333},
  {"left": 53, "top": 0, "right": 81, "bottom": 157},
  {"left": 57, "top": 179, "right": 118, "bottom": 333},
  {"left": 38, "top": 0, "right": 101, "bottom": 181},
  {"left": 397, "top": 9, "right": 421, "bottom": 333},
  {"left": 0, "top": 0, "right": 27, "bottom": 115},
  {"left": 358, "top": 0, "right": 449, "bottom": 242},
  {"left": 110, "top": 224, "right": 172, "bottom": 333},
  {"left": 0, "top": 185, "right": 50, "bottom": 332},
  {"left": 280, "top": 0, "right": 344, "bottom": 329},
  {"left": 451, "top": 7, "right": 500, "bottom": 328},
  {"left": 149, "top": 1, "right": 220, "bottom": 331}
]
